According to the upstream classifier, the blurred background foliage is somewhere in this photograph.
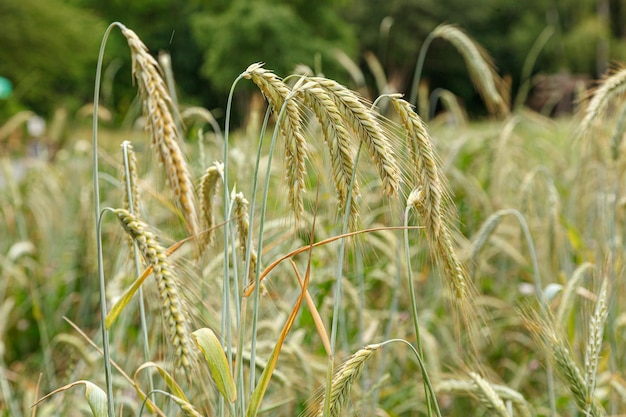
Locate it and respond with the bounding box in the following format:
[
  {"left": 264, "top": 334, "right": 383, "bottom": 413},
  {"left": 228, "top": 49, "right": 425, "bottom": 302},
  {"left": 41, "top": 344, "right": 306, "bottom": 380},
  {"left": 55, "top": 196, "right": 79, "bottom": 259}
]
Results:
[{"left": 1, "top": 0, "right": 626, "bottom": 120}]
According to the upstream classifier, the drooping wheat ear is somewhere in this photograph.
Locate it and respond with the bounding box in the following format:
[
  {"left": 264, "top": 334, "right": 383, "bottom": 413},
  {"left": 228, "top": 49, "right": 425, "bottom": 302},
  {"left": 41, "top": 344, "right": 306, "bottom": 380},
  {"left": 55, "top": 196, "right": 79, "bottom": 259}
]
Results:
[
  {"left": 556, "top": 262, "right": 596, "bottom": 327},
  {"left": 317, "top": 344, "right": 381, "bottom": 417},
  {"left": 579, "top": 67, "right": 626, "bottom": 139},
  {"left": 436, "top": 378, "right": 532, "bottom": 417},
  {"left": 524, "top": 314, "right": 604, "bottom": 417},
  {"left": 584, "top": 277, "right": 609, "bottom": 412},
  {"left": 299, "top": 84, "right": 360, "bottom": 228},
  {"left": 232, "top": 191, "right": 258, "bottom": 286},
  {"left": 395, "top": 97, "right": 468, "bottom": 300},
  {"left": 311, "top": 77, "right": 401, "bottom": 196},
  {"left": 392, "top": 97, "right": 444, "bottom": 235},
  {"left": 242, "top": 63, "right": 308, "bottom": 221},
  {"left": 169, "top": 394, "right": 204, "bottom": 417},
  {"left": 468, "top": 372, "right": 510, "bottom": 417},
  {"left": 121, "top": 27, "right": 199, "bottom": 238},
  {"left": 432, "top": 24, "right": 509, "bottom": 118},
  {"left": 199, "top": 161, "right": 224, "bottom": 248},
  {"left": 113, "top": 208, "right": 194, "bottom": 372}
]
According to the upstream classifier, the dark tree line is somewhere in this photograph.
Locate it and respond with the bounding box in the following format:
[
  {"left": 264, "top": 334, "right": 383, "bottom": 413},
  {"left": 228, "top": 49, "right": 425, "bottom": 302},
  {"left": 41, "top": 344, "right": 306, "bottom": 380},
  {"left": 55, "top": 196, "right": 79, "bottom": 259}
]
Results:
[{"left": 2, "top": 0, "right": 625, "bottom": 119}]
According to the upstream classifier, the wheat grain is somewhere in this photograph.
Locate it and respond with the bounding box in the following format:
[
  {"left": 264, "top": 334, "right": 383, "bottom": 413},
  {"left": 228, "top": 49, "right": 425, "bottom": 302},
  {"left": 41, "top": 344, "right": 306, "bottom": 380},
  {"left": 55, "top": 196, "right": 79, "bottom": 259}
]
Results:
[
  {"left": 468, "top": 372, "right": 510, "bottom": 417},
  {"left": 311, "top": 77, "right": 400, "bottom": 196},
  {"left": 199, "top": 161, "right": 224, "bottom": 248},
  {"left": 436, "top": 378, "right": 532, "bottom": 417},
  {"left": 432, "top": 24, "right": 509, "bottom": 118},
  {"left": 113, "top": 208, "right": 194, "bottom": 372},
  {"left": 317, "top": 344, "right": 380, "bottom": 417},
  {"left": 391, "top": 97, "right": 443, "bottom": 235},
  {"left": 395, "top": 97, "right": 468, "bottom": 300},
  {"left": 243, "top": 63, "right": 308, "bottom": 221},
  {"left": 584, "top": 278, "right": 609, "bottom": 413},
  {"left": 121, "top": 141, "right": 141, "bottom": 214},
  {"left": 121, "top": 27, "right": 199, "bottom": 238},
  {"left": 525, "top": 314, "right": 604, "bottom": 417},
  {"left": 169, "top": 394, "right": 204, "bottom": 417},
  {"left": 580, "top": 67, "right": 626, "bottom": 138},
  {"left": 232, "top": 191, "right": 258, "bottom": 286},
  {"left": 299, "top": 84, "right": 359, "bottom": 228}
]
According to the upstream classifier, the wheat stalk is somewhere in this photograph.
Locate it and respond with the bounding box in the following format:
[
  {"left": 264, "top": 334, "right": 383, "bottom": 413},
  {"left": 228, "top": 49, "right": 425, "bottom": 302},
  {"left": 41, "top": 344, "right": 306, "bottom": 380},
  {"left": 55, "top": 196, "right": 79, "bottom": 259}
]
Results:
[
  {"left": 317, "top": 344, "right": 380, "bottom": 417},
  {"left": 121, "top": 27, "right": 199, "bottom": 238},
  {"left": 113, "top": 208, "right": 194, "bottom": 372},
  {"left": 299, "top": 84, "right": 360, "bottom": 228},
  {"left": 242, "top": 63, "right": 308, "bottom": 221},
  {"left": 432, "top": 24, "right": 509, "bottom": 118},
  {"left": 199, "top": 161, "right": 224, "bottom": 248},
  {"left": 311, "top": 77, "right": 401, "bottom": 196}
]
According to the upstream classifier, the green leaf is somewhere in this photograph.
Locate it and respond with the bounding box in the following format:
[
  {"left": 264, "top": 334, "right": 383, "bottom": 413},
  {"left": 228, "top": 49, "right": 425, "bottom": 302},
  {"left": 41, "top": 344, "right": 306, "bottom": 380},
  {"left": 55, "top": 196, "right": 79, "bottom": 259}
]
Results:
[{"left": 193, "top": 328, "right": 237, "bottom": 403}]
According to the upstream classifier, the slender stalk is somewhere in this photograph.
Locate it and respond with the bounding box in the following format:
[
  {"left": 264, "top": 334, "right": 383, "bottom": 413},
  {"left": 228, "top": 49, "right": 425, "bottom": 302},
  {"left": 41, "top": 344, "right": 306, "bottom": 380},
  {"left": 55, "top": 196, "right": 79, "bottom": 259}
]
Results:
[
  {"left": 409, "top": 32, "right": 436, "bottom": 108},
  {"left": 248, "top": 88, "right": 298, "bottom": 395},
  {"left": 404, "top": 202, "right": 434, "bottom": 417},
  {"left": 235, "top": 106, "right": 272, "bottom": 417},
  {"left": 93, "top": 21, "right": 124, "bottom": 417},
  {"left": 221, "top": 73, "right": 245, "bottom": 417},
  {"left": 121, "top": 141, "right": 154, "bottom": 396},
  {"left": 476, "top": 208, "right": 556, "bottom": 416}
]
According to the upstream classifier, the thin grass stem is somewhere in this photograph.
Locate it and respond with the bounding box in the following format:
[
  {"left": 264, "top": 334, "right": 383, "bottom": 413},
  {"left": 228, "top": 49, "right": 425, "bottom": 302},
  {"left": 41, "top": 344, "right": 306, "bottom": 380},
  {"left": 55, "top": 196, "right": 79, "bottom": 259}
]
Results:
[
  {"left": 121, "top": 141, "right": 154, "bottom": 396},
  {"left": 93, "top": 21, "right": 125, "bottom": 417},
  {"left": 409, "top": 32, "right": 436, "bottom": 109}
]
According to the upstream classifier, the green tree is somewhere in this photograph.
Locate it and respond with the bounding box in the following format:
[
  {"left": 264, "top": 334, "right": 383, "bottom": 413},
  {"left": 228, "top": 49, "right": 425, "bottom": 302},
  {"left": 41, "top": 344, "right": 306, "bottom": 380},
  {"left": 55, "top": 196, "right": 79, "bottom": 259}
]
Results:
[
  {"left": 0, "top": 0, "right": 105, "bottom": 116},
  {"left": 344, "top": 0, "right": 626, "bottom": 114},
  {"left": 191, "top": 0, "right": 356, "bottom": 93}
]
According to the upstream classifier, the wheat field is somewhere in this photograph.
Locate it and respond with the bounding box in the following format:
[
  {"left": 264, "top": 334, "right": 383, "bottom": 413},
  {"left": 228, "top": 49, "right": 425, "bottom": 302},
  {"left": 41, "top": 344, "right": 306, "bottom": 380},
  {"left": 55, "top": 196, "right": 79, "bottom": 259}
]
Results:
[{"left": 1, "top": 22, "right": 625, "bottom": 417}]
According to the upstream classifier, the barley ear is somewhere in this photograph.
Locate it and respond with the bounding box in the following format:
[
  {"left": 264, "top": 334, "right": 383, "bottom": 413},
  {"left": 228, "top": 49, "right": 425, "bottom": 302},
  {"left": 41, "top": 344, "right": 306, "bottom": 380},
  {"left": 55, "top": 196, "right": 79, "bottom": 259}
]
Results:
[
  {"left": 524, "top": 313, "right": 604, "bottom": 417},
  {"left": 579, "top": 67, "right": 626, "bottom": 139},
  {"left": 317, "top": 344, "right": 381, "bottom": 417},
  {"left": 121, "top": 27, "right": 199, "bottom": 238},
  {"left": 436, "top": 378, "right": 533, "bottom": 417},
  {"left": 312, "top": 77, "right": 401, "bottom": 196},
  {"left": 232, "top": 191, "right": 259, "bottom": 287},
  {"left": 121, "top": 141, "right": 141, "bottom": 215},
  {"left": 395, "top": 97, "right": 468, "bottom": 301},
  {"left": 299, "top": 84, "right": 360, "bottom": 229},
  {"left": 584, "top": 278, "right": 609, "bottom": 413},
  {"left": 468, "top": 372, "right": 510, "bottom": 417},
  {"left": 199, "top": 161, "right": 224, "bottom": 248},
  {"left": 242, "top": 63, "right": 308, "bottom": 221},
  {"left": 120, "top": 141, "right": 142, "bottom": 253},
  {"left": 432, "top": 24, "right": 509, "bottom": 118},
  {"left": 113, "top": 208, "right": 195, "bottom": 373}
]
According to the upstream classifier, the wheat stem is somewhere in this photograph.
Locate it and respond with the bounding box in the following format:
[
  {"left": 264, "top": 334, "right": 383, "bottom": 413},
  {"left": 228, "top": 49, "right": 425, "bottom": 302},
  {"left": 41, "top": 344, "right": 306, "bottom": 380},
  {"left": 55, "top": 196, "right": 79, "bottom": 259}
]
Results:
[
  {"left": 93, "top": 22, "right": 124, "bottom": 417},
  {"left": 121, "top": 141, "right": 153, "bottom": 396}
]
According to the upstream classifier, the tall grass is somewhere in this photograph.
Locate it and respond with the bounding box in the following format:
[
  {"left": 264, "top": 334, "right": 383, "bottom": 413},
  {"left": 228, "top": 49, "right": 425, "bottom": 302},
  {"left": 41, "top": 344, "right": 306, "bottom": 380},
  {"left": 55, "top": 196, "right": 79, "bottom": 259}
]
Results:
[{"left": 0, "top": 21, "right": 623, "bottom": 417}]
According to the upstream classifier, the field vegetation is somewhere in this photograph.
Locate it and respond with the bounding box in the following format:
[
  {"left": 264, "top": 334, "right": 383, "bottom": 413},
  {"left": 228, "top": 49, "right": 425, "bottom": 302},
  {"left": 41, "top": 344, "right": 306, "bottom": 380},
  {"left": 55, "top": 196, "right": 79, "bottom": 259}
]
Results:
[{"left": 1, "top": 3, "right": 626, "bottom": 417}]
